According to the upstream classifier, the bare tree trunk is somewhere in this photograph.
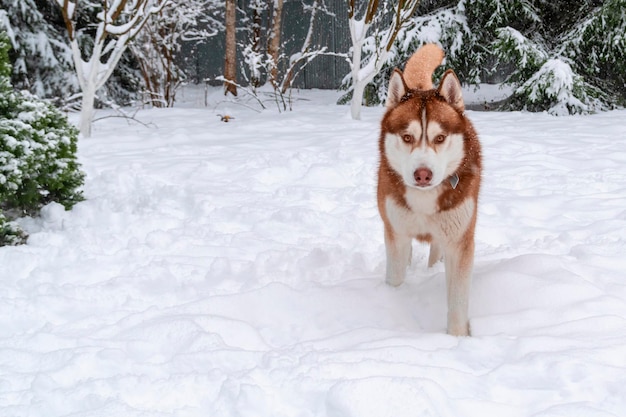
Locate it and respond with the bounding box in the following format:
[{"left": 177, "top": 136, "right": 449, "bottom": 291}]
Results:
[
  {"left": 250, "top": 3, "right": 263, "bottom": 88},
  {"left": 267, "top": 0, "right": 284, "bottom": 89},
  {"left": 280, "top": 0, "right": 321, "bottom": 94},
  {"left": 224, "top": 0, "right": 238, "bottom": 96}
]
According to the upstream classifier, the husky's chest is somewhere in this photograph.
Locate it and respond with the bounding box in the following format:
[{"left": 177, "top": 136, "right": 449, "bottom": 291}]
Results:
[{"left": 385, "top": 187, "right": 474, "bottom": 240}]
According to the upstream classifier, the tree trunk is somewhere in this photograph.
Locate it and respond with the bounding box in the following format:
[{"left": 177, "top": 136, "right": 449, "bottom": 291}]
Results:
[
  {"left": 250, "top": 4, "right": 263, "bottom": 88},
  {"left": 268, "top": 0, "right": 284, "bottom": 89},
  {"left": 349, "top": 19, "right": 370, "bottom": 120},
  {"left": 80, "top": 82, "right": 96, "bottom": 137},
  {"left": 224, "top": 0, "right": 238, "bottom": 96},
  {"left": 347, "top": 0, "right": 419, "bottom": 120}
]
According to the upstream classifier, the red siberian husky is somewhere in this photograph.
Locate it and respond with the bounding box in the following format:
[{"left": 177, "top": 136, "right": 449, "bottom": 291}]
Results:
[{"left": 377, "top": 44, "right": 482, "bottom": 336}]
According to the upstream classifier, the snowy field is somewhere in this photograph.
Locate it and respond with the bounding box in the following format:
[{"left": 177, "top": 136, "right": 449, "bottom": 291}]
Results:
[{"left": 1, "top": 86, "right": 626, "bottom": 417}]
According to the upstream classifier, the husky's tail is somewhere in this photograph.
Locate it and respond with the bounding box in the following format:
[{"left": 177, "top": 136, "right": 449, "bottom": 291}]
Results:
[{"left": 402, "top": 44, "right": 445, "bottom": 91}]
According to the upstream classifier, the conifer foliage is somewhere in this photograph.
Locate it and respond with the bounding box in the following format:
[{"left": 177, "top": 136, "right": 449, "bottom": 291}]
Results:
[
  {"left": 361, "top": 0, "right": 626, "bottom": 114},
  {"left": 0, "top": 33, "right": 85, "bottom": 246}
]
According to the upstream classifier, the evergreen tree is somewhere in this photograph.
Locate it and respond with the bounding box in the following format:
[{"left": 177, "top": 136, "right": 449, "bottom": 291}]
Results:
[
  {"left": 0, "top": 0, "right": 77, "bottom": 100},
  {"left": 560, "top": 0, "right": 626, "bottom": 103},
  {"left": 361, "top": 0, "right": 626, "bottom": 114},
  {"left": 0, "top": 32, "right": 85, "bottom": 246},
  {"left": 0, "top": 0, "right": 142, "bottom": 108}
]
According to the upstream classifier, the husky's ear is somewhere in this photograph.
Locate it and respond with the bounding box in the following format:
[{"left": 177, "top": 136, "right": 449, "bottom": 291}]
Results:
[
  {"left": 438, "top": 70, "right": 464, "bottom": 112},
  {"left": 386, "top": 69, "right": 407, "bottom": 108}
]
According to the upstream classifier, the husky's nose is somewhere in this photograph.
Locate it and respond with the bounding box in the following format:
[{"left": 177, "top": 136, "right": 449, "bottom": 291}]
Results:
[{"left": 414, "top": 167, "right": 433, "bottom": 186}]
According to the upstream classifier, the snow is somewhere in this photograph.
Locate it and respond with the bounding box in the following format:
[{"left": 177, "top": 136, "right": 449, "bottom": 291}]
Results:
[{"left": 2, "top": 86, "right": 626, "bottom": 416}]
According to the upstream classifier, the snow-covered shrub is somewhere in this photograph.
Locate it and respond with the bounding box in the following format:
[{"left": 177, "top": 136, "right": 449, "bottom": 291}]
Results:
[
  {"left": 0, "top": 0, "right": 77, "bottom": 100},
  {"left": 560, "top": 0, "right": 626, "bottom": 106},
  {"left": 457, "top": 0, "right": 541, "bottom": 83},
  {"left": 489, "top": 26, "right": 608, "bottom": 114},
  {"left": 0, "top": 211, "right": 27, "bottom": 245},
  {"left": 0, "top": 33, "right": 84, "bottom": 245},
  {"left": 492, "top": 26, "right": 547, "bottom": 84},
  {"left": 357, "top": 0, "right": 623, "bottom": 114},
  {"left": 503, "top": 58, "right": 606, "bottom": 115}
]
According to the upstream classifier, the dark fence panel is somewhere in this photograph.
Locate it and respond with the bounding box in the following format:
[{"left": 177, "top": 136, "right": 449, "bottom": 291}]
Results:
[{"left": 180, "top": 0, "right": 350, "bottom": 89}]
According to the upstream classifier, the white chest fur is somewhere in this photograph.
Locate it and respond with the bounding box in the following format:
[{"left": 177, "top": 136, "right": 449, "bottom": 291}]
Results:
[{"left": 385, "top": 190, "right": 475, "bottom": 241}]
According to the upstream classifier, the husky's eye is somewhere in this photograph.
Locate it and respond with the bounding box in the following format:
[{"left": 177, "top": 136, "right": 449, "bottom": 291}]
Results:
[
  {"left": 434, "top": 134, "right": 447, "bottom": 144},
  {"left": 402, "top": 134, "right": 413, "bottom": 143}
]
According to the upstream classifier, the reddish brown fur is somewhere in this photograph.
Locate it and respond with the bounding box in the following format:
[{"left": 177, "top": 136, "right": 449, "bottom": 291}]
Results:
[
  {"left": 377, "top": 89, "right": 482, "bottom": 234},
  {"left": 376, "top": 58, "right": 482, "bottom": 335},
  {"left": 403, "top": 44, "right": 445, "bottom": 90}
]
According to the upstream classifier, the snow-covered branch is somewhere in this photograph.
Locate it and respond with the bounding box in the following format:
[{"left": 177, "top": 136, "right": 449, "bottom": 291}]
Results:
[
  {"left": 130, "top": 0, "right": 223, "bottom": 107},
  {"left": 347, "top": 0, "right": 419, "bottom": 120},
  {"left": 56, "top": 0, "right": 169, "bottom": 137}
]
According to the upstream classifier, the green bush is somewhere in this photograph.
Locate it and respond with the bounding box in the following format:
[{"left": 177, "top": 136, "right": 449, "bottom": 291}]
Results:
[
  {"left": 502, "top": 58, "right": 607, "bottom": 115},
  {"left": 0, "top": 33, "right": 85, "bottom": 246}
]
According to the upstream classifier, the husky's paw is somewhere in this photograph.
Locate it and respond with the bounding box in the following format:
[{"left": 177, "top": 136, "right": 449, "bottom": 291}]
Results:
[
  {"left": 427, "top": 256, "right": 443, "bottom": 268},
  {"left": 385, "top": 275, "right": 405, "bottom": 287}
]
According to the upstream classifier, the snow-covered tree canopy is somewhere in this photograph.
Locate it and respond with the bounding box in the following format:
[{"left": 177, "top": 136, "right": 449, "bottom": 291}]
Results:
[
  {"left": 55, "top": 0, "right": 169, "bottom": 137},
  {"left": 361, "top": 0, "right": 626, "bottom": 115},
  {"left": 0, "top": 0, "right": 77, "bottom": 100},
  {"left": 2, "top": 0, "right": 625, "bottom": 115},
  {"left": 344, "top": 0, "right": 420, "bottom": 119}
]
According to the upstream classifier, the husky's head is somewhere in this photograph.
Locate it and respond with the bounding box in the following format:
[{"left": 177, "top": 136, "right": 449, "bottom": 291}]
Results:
[{"left": 381, "top": 46, "right": 467, "bottom": 191}]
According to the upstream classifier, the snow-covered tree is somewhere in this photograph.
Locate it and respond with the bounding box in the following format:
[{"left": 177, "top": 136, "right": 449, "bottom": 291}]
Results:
[
  {"left": 0, "top": 0, "right": 77, "bottom": 100},
  {"left": 345, "top": 0, "right": 420, "bottom": 120},
  {"left": 55, "top": 0, "right": 168, "bottom": 137},
  {"left": 130, "top": 0, "right": 223, "bottom": 107},
  {"left": 241, "top": 0, "right": 266, "bottom": 90},
  {"left": 358, "top": 0, "right": 625, "bottom": 115},
  {"left": 237, "top": 0, "right": 333, "bottom": 110},
  {"left": 0, "top": 32, "right": 84, "bottom": 246},
  {"left": 482, "top": 0, "right": 623, "bottom": 113},
  {"left": 350, "top": 4, "right": 468, "bottom": 106},
  {"left": 278, "top": 0, "right": 331, "bottom": 95},
  {"left": 560, "top": 0, "right": 626, "bottom": 106}
]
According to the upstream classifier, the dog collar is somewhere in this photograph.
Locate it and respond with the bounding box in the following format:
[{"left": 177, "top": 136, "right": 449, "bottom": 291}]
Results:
[{"left": 449, "top": 173, "right": 459, "bottom": 189}]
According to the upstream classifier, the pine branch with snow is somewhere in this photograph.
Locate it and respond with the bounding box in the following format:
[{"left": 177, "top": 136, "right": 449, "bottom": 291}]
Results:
[
  {"left": 559, "top": 0, "right": 626, "bottom": 108},
  {"left": 503, "top": 58, "right": 608, "bottom": 115},
  {"left": 0, "top": 0, "right": 78, "bottom": 101}
]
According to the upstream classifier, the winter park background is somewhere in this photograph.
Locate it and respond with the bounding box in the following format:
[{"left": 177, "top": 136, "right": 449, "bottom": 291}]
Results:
[{"left": 2, "top": 1, "right": 626, "bottom": 416}]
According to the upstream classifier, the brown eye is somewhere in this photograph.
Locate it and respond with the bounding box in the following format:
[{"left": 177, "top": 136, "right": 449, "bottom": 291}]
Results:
[
  {"left": 434, "top": 134, "right": 446, "bottom": 144},
  {"left": 402, "top": 134, "right": 413, "bottom": 143}
]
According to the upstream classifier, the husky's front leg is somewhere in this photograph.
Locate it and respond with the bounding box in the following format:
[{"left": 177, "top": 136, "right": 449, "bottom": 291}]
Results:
[
  {"left": 444, "top": 240, "right": 474, "bottom": 336},
  {"left": 428, "top": 241, "right": 443, "bottom": 267},
  {"left": 384, "top": 228, "right": 412, "bottom": 287}
]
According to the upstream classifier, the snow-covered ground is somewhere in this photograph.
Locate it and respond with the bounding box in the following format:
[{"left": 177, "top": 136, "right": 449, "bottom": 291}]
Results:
[{"left": 2, "top": 86, "right": 626, "bottom": 417}]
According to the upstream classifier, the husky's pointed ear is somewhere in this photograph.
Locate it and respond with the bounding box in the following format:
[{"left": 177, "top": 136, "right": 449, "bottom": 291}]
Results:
[
  {"left": 386, "top": 69, "right": 407, "bottom": 108},
  {"left": 438, "top": 70, "right": 464, "bottom": 112}
]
